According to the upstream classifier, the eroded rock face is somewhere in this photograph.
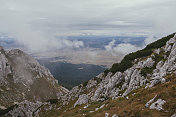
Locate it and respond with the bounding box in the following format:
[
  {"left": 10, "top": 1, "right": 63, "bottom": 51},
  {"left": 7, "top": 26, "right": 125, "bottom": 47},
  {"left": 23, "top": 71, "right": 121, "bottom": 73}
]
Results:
[
  {"left": 0, "top": 49, "right": 11, "bottom": 85},
  {"left": 146, "top": 35, "right": 176, "bottom": 88},
  {"left": 7, "top": 49, "right": 56, "bottom": 86},
  {"left": 171, "top": 113, "right": 176, "bottom": 117},
  {"left": 0, "top": 47, "right": 68, "bottom": 108},
  {"left": 7, "top": 100, "right": 42, "bottom": 117},
  {"left": 149, "top": 99, "right": 166, "bottom": 111},
  {"left": 74, "top": 94, "right": 88, "bottom": 107}
]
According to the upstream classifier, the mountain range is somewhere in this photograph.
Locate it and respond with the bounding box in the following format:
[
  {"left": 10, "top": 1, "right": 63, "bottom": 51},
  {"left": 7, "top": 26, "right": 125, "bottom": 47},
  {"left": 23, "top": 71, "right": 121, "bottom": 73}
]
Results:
[{"left": 0, "top": 33, "right": 176, "bottom": 117}]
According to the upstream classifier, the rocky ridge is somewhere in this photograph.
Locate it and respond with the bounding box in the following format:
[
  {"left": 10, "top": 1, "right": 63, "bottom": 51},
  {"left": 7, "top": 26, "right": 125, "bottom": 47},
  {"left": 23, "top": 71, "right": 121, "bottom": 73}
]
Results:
[
  {"left": 1, "top": 33, "right": 176, "bottom": 117},
  {"left": 59, "top": 33, "right": 176, "bottom": 108},
  {"left": 0, "top": 47, "right": 68, "bottom": 116}
]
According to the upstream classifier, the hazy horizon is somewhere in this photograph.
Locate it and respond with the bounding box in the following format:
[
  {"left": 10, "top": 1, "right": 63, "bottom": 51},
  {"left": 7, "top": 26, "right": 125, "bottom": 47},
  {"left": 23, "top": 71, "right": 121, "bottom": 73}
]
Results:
[{"left": 0, "top": 0, "right": 176, "bottom": 52}]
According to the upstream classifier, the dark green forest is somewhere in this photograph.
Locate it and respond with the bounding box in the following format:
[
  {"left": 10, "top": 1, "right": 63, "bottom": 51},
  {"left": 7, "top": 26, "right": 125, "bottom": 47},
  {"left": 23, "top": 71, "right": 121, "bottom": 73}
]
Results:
[{"left": 38, "top": 61, "right": 106, "bottom": 90}]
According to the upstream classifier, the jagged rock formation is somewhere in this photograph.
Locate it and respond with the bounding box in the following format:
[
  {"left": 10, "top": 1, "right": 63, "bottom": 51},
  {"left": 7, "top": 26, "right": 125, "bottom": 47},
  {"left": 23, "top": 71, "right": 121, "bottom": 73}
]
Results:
[
  {"left": 0, "top": 47, "right": 68, "bottom": 116},
  {"left": 38, "top": 33, "right": 175, "bottom": 117},
  {"left": 171, "top": 113, "right": 176, "bottom": 117},
  {"left": 74, "top": 94, "right": 89, "bottom": 107},
  {"left": 59, "top": 33, "right": 176, "bottom": 107},
  {"left": 7, "top": 100, "right": 42, "bottom": 117},
  {"left": 145, "top": 95, "right": 157, "bottom": 108},
  {"left": 43, "top": 33, "right": 174, "bottom": 117},
  {"left": 1, "top": 33, "right": 176, "bottom": 117},
  {"left": 149, "top": 99, "right": 166, "bottom": 111}
]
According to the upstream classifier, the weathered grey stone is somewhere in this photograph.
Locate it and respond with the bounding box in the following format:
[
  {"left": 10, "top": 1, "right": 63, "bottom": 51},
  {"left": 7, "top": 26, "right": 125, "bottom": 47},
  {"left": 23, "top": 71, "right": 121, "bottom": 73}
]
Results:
[
  {"left": 149, "top": 99, "right": 166, "bottom": 111},
  {"left": 105, "top": 112, "right": 109, "bottom": 117},
  {"left": 145, "top": 95, "right": 157, "bottom": 108},
  {"left": 95, "top": 104, "right": 105, "bottom": 111},
  {"left": 7, "top": 100, "right": 42, "bottom": 117},
  {"left": 171, "top": 113, "right": 176, "bottom": 117},
  {"left": 74, "top": 94, "right": 88, "bottom": 107},
  {"left": 0, "top": 47, "right": 69, "bottom": 115},
  {"left": 112, "top": 114, "right": 118, "bottom": 117}
]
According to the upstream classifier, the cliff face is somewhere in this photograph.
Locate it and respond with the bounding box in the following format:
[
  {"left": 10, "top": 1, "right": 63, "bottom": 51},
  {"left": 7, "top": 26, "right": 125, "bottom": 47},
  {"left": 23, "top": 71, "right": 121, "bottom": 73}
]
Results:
[{"left": 0, "top": 47, "right": 68, "bottom": 109}]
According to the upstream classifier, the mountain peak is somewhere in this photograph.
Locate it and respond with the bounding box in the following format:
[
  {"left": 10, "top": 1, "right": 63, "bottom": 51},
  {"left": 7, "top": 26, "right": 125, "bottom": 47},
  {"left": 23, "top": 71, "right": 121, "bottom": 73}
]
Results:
[{"left": 0, "top": 47, "right": 67, "bottom": 109}]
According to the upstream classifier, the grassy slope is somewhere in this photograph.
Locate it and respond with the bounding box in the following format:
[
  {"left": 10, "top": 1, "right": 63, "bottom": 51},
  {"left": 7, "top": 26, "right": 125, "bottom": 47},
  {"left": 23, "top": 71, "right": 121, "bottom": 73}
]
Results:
[
  {"left": 105, "top": 33, "right": 175, "bottom": 74},
  {"left": 54, "top": 73, "right": 176, "bottom": 117}
]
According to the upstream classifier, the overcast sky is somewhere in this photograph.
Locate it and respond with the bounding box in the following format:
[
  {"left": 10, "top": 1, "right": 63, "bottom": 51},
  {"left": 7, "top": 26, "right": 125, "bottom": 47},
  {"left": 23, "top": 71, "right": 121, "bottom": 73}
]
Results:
[{"left": 0, "top": 0, "right": 176, "bottom": 51}]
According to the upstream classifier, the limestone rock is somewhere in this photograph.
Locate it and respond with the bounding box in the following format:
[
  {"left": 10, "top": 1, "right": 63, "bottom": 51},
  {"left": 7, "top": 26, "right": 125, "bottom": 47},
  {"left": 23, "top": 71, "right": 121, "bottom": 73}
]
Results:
[
  {"left": 171, "top": 113, "right": 176, "bottom": 117},
  {"left": 149, "top": 99, "right": 166, "bottom": 111},
  {"left": 74, "top": 94, "right": 88, "bottom": 107},
  {"left": 112, "top": 114, "right": 118, "bottom": 117},
  {"left": 7, "top": 100, "right": 42, "bottom": 117},
  {"left": 105, "top": 113, "right": 109, "bottom": 117},
  {"left": 0, "top": 47, "right": 68, "bottom": 108},
  {"left": 145, "top": 95, "right": 157, "bottom": 108}
]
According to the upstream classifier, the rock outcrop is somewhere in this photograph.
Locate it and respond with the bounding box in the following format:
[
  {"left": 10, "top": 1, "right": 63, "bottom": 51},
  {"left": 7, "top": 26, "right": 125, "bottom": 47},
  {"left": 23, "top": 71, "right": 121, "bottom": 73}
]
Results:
[
  {"left": 0, "top": 47, "right": 68, "bottom": 116},
  {"left": 74, "top": 94, "right": 88, "bottom": 107},
  {"left": 62, "top": 33, "right": 176, "bottom": 108},
  {"left": 1, "top": 33, "right": 176, "bottom": 117},
  {"left": 149, "top": 99, "right": 166, "bottom": 111},
  {"left": 171, "top": 113, "right": 176, "bottom": 117},
  {"left": 7, "top": 100, "right": 42, "bottom": 117}
]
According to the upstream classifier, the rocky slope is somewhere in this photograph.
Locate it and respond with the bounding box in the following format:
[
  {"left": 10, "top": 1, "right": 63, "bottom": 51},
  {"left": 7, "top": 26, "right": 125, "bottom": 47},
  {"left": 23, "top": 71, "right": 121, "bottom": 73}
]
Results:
[
  {"left": 37, "top": 33, "right": 176, "bottom": 117},
  {"left": 0, "top": 47, "right": 68, "bottom": 116},
  {"left": 1, "top": 33, "right": 176, "bottom": 117},
  {"left": 58, "top": 73, "right": 176, "bottom": 117},
  {"left": 61, "top": 33, "right": 176, "bottom": 104}
]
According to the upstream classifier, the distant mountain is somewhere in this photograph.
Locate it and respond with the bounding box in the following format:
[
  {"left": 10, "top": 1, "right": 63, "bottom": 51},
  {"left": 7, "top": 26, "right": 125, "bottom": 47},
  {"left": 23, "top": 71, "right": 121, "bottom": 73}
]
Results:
[
  {"left": 0, "top": 35, "right": 146, "bottom": 50},
  {"left": 37, "top": 59, "right": 106, "bottom": 89}
]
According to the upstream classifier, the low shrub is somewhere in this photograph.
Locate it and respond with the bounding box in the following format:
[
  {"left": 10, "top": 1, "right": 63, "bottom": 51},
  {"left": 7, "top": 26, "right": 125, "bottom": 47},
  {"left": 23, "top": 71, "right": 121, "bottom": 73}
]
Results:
[{"left": 105, "top": 33, "right": 175, "bottom": 75}]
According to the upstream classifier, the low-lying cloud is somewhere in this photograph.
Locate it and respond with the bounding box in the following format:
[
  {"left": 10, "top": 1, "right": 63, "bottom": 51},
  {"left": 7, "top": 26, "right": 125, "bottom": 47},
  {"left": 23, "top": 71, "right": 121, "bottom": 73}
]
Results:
[
  {"left": 105, "top": 40, "right": 141, "bottom": 55},
  {"left": 0, "top": 9, "right": 84, "bottom": 52},
  {"left": 105, "top": 35, "right": 158, "bottom": 56}
]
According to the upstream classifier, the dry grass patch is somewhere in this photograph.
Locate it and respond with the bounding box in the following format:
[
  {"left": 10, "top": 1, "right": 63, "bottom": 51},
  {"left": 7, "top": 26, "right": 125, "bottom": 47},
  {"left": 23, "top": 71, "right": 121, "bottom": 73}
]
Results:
[{"left": 56, "top": 74, "right": 176, "bottom": 117}]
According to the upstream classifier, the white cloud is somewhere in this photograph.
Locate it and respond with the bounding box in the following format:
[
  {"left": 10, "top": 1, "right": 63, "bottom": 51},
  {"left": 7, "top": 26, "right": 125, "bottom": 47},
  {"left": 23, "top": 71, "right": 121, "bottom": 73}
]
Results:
[
  {"left": 144, "top": 36, "right": 157, "bottom": 45},
  {"left": 105, "top": 40, "right": 141, "bottom": 55},
  {"left": 105, "top": 35, "right": 160, "bottom": 56},
  {"left": 0, "top": 6, "right": 84, "bottom": 52},
  {"left": 0, "top": 0, "right": 175, "bottom": 52},
  {"left": 113, "top": 43, "right": 141, "bottom": 55}
]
